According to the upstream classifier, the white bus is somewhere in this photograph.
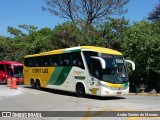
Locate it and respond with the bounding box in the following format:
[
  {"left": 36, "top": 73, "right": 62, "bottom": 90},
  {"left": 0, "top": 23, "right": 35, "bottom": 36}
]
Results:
[{"left": 24, "top": 46, "right": 135, "bottom": 97}]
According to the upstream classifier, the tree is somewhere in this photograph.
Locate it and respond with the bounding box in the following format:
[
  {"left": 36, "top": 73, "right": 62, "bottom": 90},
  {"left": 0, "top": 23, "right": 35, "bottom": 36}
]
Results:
[
  {"left": 7, "top": 24, "right": 38, "bottom": 43},
  {"left": 18, "top": 24, "right": 38, "bottom": 33},
  {"left": 81, "top": 25, "right": 105, "bottom": 46},
  {"left": 0, "top": 36, "right": 26, "bottom": 62},
  {"left": 50, "top": 22, "right": 84, "bottom": 49},
  {"left": 2, "top": 25, "right": 54, "bottom": 61},
  {"left": 121, "top": 21, "right": 160, "bottom": 91},
  {"left": 96, "top": 17, "right": 129, "bottom": 50},
  {"left": 43, "top": 0, "right": 129, "bottom": 25},
  {"left": 148, "top": 3, "right": 160, "bottom": 22},
  {"left": 27, "top": 28, "right": 53, "bottom": 54},
  {"left": 7, "top": 26, "right": 23, "bottom": 37},
  {"left": 0, "top": 36, "right": 9, "bottom": 60}
]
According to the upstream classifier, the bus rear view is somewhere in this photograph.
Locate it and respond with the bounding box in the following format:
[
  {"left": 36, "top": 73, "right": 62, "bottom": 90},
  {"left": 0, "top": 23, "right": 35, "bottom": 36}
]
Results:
[{"left": 0, "top": 61, "right": 24, "bottom": 84}]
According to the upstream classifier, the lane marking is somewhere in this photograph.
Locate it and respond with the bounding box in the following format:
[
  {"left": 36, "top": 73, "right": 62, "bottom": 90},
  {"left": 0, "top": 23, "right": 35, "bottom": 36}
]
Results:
[{"left": 82, "top": 106, "right": 107, "bottom": 120}]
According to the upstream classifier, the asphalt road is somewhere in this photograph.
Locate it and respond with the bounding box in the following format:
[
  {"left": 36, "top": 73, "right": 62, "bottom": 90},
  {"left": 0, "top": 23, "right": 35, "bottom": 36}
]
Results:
[{"left": 0, "top": 85, "right": 160, "bottom": 120}]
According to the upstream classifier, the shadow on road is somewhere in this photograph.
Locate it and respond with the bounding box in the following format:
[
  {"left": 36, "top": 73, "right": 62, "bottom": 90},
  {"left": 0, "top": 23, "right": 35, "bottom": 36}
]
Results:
[{"left": 23, "top": 86, "right": 125, "bottom": 100}]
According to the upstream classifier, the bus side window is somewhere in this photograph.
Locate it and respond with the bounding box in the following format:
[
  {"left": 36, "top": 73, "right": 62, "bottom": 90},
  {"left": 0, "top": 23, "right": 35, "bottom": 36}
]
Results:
[
  {"left": 49, "top": 57, "right": 54, "bottom": 66},
  {"left": 35, "top": 57, "right": 39, "bottom": 67},
  {"left": 61, "top": 53, "right": 70, "bottom": 66},
  {"left": 5, "top": 64, "right": 13, "bottom": 76},
  {"left": 0, "top": 64, "right": 5, "bottom": 72},
  {"left": 52, "top": 55, "right": 59, "bottom": 67},
  {"left": 24, "top": 59, "right": 28, "bottom": 67},
  {"left": 58, "top": 55, "right": 63, "bottom": 66},
  {"left": 54, "top": 62, "right": 58, "bottom": 66},
  {"left": 90, "top": 59, "right": 102, "bottom": 79},
  {"left": 44, "top": 56, "right": 49, "bottom": 66},
  {"left": 68, "top": 55, "right": 73, "bottom": 66},
  {"left": 29, "top": 58, "right": 37, "bottom": 67},
  {"left": 73, "top": 59, "right": 77, "bottom": 66},
  {"left": 33, "top": 57, "right": 37, "bottom": 67},
  {"left": 29, "top": 58, "right": 33, "bottom": 67},
  {"left": 72, "top": 52, "right": 85, "bottom": 69},
  {"left": 40, "top": 57, "right": 45, "bottom": 66},
  {"left": 83, "top": 51, "right": 98, "bottom": 72}
]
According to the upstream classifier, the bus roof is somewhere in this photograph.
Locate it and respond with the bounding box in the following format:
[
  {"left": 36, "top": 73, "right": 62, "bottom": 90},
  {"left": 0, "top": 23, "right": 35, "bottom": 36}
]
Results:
[
  {"left": 0, "top": 61, "right": 23, "bottom": 66},
  {"left": 81, "top": 46, "right": 122, "bottom": 55},
  {"left": 24, "top": 46, "right": 122, "bottom": 58}
]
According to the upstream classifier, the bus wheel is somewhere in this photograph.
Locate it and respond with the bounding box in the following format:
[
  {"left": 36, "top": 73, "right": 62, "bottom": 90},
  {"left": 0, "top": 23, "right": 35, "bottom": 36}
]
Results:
[
  {"left": 30, "top": 79, "right": 35, "bottom": 89},
  {"left": 76, "top": 83, "right": 86, "bottom": 97},
  {"left": 2, "top": 78, "right": 7, "bottom": 85},
  {"left": 36, "top": 80, "right": 41, "bottom": 90}
]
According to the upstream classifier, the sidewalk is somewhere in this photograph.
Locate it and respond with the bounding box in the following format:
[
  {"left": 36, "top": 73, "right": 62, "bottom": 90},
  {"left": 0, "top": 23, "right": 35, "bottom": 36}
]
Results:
[
  {"left": 0, "top": 84, "right": 23, "bottom": 97},
  {"left": 129, "top": 92, "right": 160, "bottom": 96}
]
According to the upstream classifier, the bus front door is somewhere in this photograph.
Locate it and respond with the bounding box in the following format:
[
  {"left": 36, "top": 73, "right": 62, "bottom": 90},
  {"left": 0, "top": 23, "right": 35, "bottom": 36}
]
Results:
[{"left": 88, "top": 59, "right": 102, "bottom": 95}]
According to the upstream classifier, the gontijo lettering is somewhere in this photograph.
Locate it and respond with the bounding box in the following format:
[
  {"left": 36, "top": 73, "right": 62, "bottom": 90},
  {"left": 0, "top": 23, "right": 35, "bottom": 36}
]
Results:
[{"left": 32, "top": 68, "right": 48, "bottom": 73}]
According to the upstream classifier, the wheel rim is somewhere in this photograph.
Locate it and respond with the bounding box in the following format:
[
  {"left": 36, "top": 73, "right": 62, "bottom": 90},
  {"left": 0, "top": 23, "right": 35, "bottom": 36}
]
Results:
[
  {"left": 77, "top": 85, "right": 85, "bottom": 97},
  {"left": 79, "top": 87, "right": 84, "bottom": 94}
]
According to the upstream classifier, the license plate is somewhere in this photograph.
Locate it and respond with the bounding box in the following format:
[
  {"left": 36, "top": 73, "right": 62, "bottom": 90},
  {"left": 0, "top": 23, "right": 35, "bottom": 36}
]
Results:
[{"left": 117, "top": 92, "right": 122, "bottom": 95}]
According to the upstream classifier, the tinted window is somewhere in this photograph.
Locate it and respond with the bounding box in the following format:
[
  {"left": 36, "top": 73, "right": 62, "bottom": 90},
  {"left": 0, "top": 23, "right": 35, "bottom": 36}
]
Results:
[
  {"left": 72, "top": 52, "right": 84, "bottom": 69},
  {"left": 0, "top": 64, "right": 5, "bottom": 72},
  {"left": 5, "top": 64, "right": 13, "bottom": 76},
  {"left": 83, "top": 51, "right": 98, "bottom": 71},
  {"left": 60, "top": 53, "right": 71, "bottom": 66},
  {"left": 90, "top": 59, "right": 102, "bottom": 79},
  {"left": 24, "top": 52, "right": 85, "bottom": 69},
  {"left": 14, "top": 66, "right": 23, "bottom": 78},
  {"left": 24, "top": 57, "right": 35, "bottom": 67}
]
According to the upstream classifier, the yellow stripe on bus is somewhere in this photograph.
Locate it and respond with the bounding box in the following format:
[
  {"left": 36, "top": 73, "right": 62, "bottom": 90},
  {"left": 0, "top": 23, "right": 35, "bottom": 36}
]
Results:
[
  {"left": 106, "top": 83, "right": 122, "bottom": 88},
  {"left": 81, "top": 46, "right": 122, "bottom": 55}
]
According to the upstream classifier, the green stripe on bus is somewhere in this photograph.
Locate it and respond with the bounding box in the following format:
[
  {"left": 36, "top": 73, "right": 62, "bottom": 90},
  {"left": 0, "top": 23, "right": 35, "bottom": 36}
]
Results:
[
  {"left": 124, "top": 82, "right": 129, "bottom": 86},
  {"left": 121, "top": 82, "right": 129, "bottom": 87},
  {"left": 48, "top": 67, "right": 72, "bottom": 85},
  {"left": 64, "top": 49, "right": 81, "bottom": 53},
  {"left": 48, "top": 67, "right": 63, "bottom": 85}
]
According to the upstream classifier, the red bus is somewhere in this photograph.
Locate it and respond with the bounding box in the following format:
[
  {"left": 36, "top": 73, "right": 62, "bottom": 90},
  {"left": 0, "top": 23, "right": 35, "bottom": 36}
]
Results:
[{"left": 0, "top": 61, "right": 24, "bottom": 84}]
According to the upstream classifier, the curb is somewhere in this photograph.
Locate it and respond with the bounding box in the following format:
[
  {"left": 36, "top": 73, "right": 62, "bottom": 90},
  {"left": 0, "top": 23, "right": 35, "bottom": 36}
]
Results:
[{"left": 129, "top": 92, "right": 160, "bottom": 96}]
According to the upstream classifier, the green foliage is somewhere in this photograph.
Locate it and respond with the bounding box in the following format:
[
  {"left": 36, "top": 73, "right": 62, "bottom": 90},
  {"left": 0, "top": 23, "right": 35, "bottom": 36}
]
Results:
[
  {"left": 19, "top": 24, "right": 38, "bottom": 33},
  {"left": 98, "top": 17, "right": 129, "bottom": 50},
  {"left": 51, "top": 22, "right": 84, "bottom": 49},
  {"left": 0, "top": 36, "right": 26, "bottom": 62},
  {"left": 121, "top": 20, "right": 160, "bottom": 89},
  {"left": 0, "top": 19, "right": 130, "bottom": 61},
  {"left": 27, "top": 27, "right": 53, "bottom": 54},
  {"left": 148, "top": 3, "right": 160, "bottom": 22},
  {"left": 80, "top": 25, "right": 105, "bottom": 46},
  {"left": 1, "top": 26, "right": 53, "bottom": 62},
  {"left": 7, "top": 26, "right": 23, "bottom": 37}
]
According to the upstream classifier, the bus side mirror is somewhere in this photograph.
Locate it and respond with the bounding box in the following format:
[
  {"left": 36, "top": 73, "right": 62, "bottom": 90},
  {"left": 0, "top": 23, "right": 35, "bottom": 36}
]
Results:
[
  {"left": 91, "top": 56, "right": 106, "bottom": 69},
  {"left": 125, "top": 60, "right": 135, "bottom": 70}
]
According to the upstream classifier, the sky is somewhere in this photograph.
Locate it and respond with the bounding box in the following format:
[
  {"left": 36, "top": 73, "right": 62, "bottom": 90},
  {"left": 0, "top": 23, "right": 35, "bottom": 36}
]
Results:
[{"left": 0, "top": 0, "right": 159, "bottom": 36}]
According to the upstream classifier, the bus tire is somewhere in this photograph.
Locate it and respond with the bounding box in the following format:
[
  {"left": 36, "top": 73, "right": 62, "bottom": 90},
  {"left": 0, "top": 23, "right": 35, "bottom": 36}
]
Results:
[
  {"left": 30, "top": 79, "right": 35, "bottom": 89},
  {"left": 76, "top": 83, "right": 86, "bottom": 97},
  {"left": 3, "top": 78, "right": 7, "bottom": 85},
  {"left": 35, "top": 80, "right": 41, "bottom": 90}
]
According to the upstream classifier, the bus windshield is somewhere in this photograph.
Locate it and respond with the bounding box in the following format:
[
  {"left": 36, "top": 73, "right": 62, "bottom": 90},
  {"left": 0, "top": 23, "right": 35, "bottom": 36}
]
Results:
[
  {"left": 101, "top": 54, "right": 128, "bottom": 84},
  {"left": 14, "top": 66, "right": 23, "bottom": 78}
]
